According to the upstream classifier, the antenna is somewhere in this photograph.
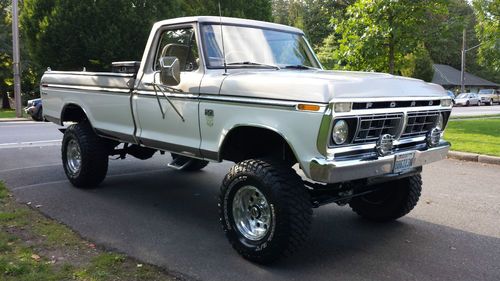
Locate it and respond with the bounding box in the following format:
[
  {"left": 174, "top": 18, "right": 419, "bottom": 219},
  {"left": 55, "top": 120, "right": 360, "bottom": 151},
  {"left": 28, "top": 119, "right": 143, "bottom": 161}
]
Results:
[{"left": 218, "top": 2, "right": 227, "bottom": 74}]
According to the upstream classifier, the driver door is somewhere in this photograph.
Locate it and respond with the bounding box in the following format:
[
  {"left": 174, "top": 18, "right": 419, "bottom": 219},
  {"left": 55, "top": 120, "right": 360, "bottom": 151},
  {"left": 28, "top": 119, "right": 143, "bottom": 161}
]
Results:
[{"left": 134, "top": 25, "right": 203, "bottom": 157}]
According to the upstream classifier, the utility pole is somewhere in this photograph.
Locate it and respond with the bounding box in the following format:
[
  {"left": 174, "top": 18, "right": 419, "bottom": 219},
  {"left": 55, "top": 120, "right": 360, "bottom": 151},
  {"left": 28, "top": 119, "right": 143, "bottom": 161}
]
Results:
[
  {"left": 460, "top": 28, "right": 466, "bottom": 94},
  {"left": 12, "top": 0, "right": 22, "bottom": 118}
]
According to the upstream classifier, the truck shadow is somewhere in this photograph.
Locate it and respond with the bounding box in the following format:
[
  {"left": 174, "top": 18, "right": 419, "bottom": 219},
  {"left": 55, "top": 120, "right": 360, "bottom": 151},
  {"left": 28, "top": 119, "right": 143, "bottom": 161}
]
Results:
[
  {"left": 12, "top": 159, "right": 500, "bottom": 281},
  {"left": 84, "top": 164, "right": 500, "bottom": 281}
]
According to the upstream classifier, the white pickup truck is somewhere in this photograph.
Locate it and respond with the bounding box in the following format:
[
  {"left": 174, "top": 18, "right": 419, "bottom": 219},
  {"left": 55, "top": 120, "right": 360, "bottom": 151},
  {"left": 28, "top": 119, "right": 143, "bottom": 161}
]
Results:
[{"left": 42, "top": 16, "right": 452, "bottom": 263}]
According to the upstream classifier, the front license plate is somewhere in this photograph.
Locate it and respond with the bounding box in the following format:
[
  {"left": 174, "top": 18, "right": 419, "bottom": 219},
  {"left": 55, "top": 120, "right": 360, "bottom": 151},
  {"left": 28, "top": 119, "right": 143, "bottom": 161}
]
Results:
[{"left": 393, "top": 152, "right": 415, "bottom": 174}]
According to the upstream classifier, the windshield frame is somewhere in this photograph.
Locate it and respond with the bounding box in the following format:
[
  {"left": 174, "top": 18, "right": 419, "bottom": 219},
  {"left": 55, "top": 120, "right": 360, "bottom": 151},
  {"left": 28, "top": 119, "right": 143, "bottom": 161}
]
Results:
[{"left": 199, "top": 22, "right": 322, "bottom": 70}]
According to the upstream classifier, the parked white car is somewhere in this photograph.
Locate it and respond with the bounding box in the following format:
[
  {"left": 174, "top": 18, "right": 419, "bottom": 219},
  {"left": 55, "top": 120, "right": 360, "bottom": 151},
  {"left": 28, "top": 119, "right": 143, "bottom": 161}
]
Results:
[
  {"left": 455, "top": 93, "right": 480, "bottom": 106},
  {"left": 41, "top": 16, "right": 452, "bottom": 263}
]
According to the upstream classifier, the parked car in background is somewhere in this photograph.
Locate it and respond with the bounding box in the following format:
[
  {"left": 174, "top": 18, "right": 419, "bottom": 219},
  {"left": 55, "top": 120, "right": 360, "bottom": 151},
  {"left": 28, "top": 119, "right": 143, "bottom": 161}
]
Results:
[
  {"left": 454, "top": 93, "right": 480, "bottom": 106},
  {"left": 478, "top": 89, "right": 500, "bottom": 105},
  {"left": 24, "top": 98, "right": 44, "bottom": 121},
  {"left": 446, "top": 90, "right": 455, "bottom": 105}
]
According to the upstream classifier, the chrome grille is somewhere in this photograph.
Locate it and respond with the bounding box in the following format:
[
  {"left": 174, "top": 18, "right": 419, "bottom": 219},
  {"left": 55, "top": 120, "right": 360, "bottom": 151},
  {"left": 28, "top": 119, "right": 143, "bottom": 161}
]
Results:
[
  {"left": 402, "top": 111, "right": 440, "bottom": 138},
  {"left": 354, "top": 113, "right": 403, "bottom": 143}
]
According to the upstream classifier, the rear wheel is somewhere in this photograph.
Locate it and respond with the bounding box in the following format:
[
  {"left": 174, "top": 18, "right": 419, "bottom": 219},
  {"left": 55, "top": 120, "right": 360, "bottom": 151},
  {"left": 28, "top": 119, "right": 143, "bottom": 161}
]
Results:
[
  {"left": 349, "top": 174, "right": 422, "bottom": 222},
  {"left": 62, "top": 122, "right": 109, "bottom": 188},
  {"left": 219, "top": 159, "right": 312, "bottom": 264}
]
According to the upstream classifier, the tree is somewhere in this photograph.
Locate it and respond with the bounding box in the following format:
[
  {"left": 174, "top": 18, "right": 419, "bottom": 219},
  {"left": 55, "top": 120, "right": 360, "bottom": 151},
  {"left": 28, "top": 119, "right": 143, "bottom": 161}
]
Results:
[
  {"left": 473, "top": 0, "right": 500, "bottom": 81},
  {"left": 183, "top": 0, "right": 272, "bottom": 21},
  {"left": 302, "top": 0, "right": 353, "bottom": 48},
  {"left": 400, "top": 44, "right": 434, "bottom": 82},
  {"left": 21, "top": 0, "right": 273, "bottom": 73},
  {"left": 21, "top": 0, "right": 184, "bottom": 71},
  {"left": 317, "top": 0, "right": 447, "bottom": 74},
  {"left": 1, "top": 0, "right": 12, "bottom": 109}
]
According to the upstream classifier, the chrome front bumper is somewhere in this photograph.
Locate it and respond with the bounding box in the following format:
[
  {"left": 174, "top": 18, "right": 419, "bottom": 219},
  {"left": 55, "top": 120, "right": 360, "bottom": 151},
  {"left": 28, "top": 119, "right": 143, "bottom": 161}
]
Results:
[{"left": 309, "top": 142, "right": 450, "bottom": 184}]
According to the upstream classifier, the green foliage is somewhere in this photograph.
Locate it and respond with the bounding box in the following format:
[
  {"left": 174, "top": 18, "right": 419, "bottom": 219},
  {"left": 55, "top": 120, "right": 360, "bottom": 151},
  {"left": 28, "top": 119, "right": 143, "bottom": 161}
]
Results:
[
  {"left": 317, "top": 0, "right": 447, "bottom": 74},
  {"left": 21, "top": 0, "right": 184, "bottom": 71},
  {"left": 401, "top": 45, "right": 434, "bottom": 82},
  {"left": 272, "top": 0, "right": 352, "bottom": 48},
  {"left": 183, "top": 0, "right": 272, "bottom": 21},
  {"left": 473, "top": 0, "right": 500, "bottom": 78}
]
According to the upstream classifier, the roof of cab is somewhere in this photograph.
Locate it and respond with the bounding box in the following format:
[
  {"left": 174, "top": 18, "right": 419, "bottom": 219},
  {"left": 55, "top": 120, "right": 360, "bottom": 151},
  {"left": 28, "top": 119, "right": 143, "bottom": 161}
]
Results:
[{"left": 153, "top": 16, "right": 304, "bottom": 34}]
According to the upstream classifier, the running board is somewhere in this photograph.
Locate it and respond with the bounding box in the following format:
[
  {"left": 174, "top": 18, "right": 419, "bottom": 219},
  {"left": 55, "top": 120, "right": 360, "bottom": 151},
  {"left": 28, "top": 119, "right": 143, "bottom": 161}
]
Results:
[{"left": 168, "top": 157, "right": 193, "bottom": 170}]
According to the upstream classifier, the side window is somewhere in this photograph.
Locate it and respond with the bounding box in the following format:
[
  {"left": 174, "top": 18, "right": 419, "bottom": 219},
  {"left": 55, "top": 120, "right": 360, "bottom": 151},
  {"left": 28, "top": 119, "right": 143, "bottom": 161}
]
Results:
[{"left": 154, "top": 28, "right": 199, "bottom": 72}]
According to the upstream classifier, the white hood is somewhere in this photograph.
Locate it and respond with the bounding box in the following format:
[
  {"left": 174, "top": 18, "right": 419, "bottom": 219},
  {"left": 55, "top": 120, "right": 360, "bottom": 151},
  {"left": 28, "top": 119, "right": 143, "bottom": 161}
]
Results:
[{"left": 220, "top": 69, "right": 447, "bottom": 103}]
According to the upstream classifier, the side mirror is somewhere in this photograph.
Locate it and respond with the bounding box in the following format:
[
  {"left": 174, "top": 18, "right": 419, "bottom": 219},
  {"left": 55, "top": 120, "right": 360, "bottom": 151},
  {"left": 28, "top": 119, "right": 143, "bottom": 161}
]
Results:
[{"left": 159, "top": 56, "right": 181, "bottom": 86}]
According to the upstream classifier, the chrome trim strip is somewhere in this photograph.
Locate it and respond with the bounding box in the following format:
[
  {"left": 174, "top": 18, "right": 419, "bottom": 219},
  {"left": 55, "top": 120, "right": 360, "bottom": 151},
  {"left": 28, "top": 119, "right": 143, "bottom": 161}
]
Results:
[
  {"left": 46, "top": 84, "right": 130, "bottom": 94},
  {"left": 199, "top": 94, "right": 327, "bottom": 111},
  {"left": 310, "top": 142, "right": 450, "bottom": 183},
  {"left": 334, "top": 106, "right": 448, "bottom": 116},
  {"left": 135, "top": 90, "right": 199, "bottom": 99},
  {"left": 332, "top": 96, "right": 445, "bottom": 102},
  {"left": 45, "top": 71, "right": 134, "bottom": 77}
]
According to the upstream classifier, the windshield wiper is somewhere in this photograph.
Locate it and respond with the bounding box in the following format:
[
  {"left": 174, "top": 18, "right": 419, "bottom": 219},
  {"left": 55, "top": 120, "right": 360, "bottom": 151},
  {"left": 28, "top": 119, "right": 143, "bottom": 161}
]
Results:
[
  {"left": 284, "top": 64, "right": 313, "bottom": 70},
  {"left": 227, "top": 61, "right": 280, "bottom": 70}
]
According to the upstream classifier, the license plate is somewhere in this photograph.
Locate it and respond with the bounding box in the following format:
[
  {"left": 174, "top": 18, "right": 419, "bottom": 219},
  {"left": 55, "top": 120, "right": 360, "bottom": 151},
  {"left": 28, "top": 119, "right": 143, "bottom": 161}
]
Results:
[{"left": 393, "top": 152, "right": 415, "bottom": 174}]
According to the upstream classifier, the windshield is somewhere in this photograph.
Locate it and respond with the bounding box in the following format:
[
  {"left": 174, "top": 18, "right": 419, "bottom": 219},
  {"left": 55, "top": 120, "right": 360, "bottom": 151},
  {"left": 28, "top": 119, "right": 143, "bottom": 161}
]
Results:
[
  {"left": 201, "top": 24, "right": 320, "bottom": 69},
  {"left": 478, "top": 89, "right": 493, "bottom": 95},
  {"left": 457, "top": 94, "right": 469, "bottom": 98}
]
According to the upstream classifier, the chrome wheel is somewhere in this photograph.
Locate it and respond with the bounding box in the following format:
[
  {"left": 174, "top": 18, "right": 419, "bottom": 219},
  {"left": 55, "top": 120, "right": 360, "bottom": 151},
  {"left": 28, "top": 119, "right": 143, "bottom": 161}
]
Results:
[
  {"left": 232, "top": 185, "right": 272, "bottom": 241},
  {"left": 66, "top": 139, "right": 81, "bottom": 175}
]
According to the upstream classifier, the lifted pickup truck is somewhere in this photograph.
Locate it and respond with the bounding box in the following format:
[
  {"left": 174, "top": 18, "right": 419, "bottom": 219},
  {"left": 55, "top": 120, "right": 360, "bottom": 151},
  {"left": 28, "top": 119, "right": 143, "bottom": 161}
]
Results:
[{"left": 42, "top": 16, "right": 452, "bottom": 263}]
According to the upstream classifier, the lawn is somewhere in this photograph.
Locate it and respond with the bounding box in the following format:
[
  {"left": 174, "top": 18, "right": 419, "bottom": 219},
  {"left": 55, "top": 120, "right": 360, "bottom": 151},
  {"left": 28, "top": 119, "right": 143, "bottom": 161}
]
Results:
[
  {"left": 445, "top": 118, "right": 500, "bottom": 157},
  {"left": 0, "top": 181, "right": 175, "bottom": 281},
  {"left": 0, "top": 109, "right": 17, "bottom": 119}
]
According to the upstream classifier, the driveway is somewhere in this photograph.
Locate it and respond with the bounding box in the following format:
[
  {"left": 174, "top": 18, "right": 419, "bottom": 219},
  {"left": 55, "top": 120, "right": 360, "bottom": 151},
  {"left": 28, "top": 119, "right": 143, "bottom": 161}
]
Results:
[
  {"left": 1, "top": 122, "right": 499, "bottom": 281},
  {"left": 451, "top": 104, "right": 500, "bottom": 117}
]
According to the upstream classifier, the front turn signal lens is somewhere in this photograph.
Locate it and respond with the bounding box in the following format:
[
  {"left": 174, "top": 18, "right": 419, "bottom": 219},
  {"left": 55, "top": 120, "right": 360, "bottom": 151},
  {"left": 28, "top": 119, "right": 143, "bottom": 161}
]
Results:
[{"left": 297, "top": 104, "right": 321, "bottom": 111}]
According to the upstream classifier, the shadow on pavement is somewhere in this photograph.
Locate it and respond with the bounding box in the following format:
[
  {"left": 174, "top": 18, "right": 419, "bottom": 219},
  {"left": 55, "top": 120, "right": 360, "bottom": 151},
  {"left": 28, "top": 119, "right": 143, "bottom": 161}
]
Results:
[{"left": 9, "top": 165, "right": 500, "bottom": 281}]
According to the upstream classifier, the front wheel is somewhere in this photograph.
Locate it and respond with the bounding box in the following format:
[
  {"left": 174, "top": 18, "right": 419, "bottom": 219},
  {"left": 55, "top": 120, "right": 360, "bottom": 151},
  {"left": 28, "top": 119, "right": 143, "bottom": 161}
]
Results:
[
  {"left": 349, "top": 174, "right": 422, "bottom": 222},
  {"left": 219, "top": 159, "right": 312, "bottom": 264},
  {"left": 62, "top": 122, "right": 109, "bottom": 188}
]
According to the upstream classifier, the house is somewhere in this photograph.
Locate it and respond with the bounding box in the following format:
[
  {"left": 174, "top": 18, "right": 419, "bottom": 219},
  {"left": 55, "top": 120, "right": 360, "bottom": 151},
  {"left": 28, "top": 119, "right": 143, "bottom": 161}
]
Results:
[{"left": 432, "top": 64, "right": 499, "bottom": 93}]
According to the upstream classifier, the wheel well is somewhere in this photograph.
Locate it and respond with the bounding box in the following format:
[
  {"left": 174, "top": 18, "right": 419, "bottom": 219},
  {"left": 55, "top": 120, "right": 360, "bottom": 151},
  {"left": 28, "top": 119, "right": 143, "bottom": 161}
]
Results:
[
  {"left": 61, "top": 104, "right": 88, "bottom": 123},
  {"left": 220, "top": 126, "right": 297, "bottom": 164}
]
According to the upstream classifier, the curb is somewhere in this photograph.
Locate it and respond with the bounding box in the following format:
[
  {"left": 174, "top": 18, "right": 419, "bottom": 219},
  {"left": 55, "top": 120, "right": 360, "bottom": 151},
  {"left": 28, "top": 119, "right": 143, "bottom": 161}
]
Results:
[
  {"left": 0, "top": 118, "right": 32, "bottom": 122},
  {"left": 447, "top": 151, "right": 500, "bottom": 165}
]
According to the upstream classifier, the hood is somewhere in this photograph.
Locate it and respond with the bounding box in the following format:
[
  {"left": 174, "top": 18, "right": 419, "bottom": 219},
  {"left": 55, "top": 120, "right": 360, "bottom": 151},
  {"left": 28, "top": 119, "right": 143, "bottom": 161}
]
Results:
[{"left": 219, "top": 69, "right": 447, "bottom": 103}]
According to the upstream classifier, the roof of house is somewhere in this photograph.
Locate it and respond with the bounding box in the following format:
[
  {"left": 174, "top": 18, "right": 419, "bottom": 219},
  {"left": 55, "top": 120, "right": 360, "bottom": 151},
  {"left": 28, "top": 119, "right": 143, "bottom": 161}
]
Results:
[{"left": 432, "top": 64, "right": 498, "bottom": 87}]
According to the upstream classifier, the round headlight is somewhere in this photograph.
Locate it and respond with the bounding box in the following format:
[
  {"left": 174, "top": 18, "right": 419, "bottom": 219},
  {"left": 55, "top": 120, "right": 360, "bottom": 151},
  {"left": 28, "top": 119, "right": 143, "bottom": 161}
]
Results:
[
  {"left": 436, "top": 114, "right": 444, "bottom": 130},
  {"left": 332, "top": 120, "right": 349, "bottom": 145}
]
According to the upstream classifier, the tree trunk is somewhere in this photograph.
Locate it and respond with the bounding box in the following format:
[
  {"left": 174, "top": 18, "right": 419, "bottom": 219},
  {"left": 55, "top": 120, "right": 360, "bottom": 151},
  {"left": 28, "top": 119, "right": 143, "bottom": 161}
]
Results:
[
  {"left": 388, "top": 13, "right": 395, "bottom": 75},
  {"left": 1, "top": 92, "right": 11, "bottom": 109},
  {"left": 388, "top": 37, "right": 395, "bottom": 75}
]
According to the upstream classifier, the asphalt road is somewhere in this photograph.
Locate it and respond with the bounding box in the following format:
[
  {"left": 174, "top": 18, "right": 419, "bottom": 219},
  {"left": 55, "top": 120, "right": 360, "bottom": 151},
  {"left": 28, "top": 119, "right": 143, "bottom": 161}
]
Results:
[
  {"left": 0, "top": 122, "right": 499, "bottom": 281},
  {"left": 450, "top": 104, "right": 500, "bottom": 117}
]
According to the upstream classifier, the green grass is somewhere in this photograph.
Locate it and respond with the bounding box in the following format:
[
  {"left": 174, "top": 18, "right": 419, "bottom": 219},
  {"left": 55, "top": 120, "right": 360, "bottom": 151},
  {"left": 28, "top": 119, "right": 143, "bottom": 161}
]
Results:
[
  {"left": 0, "top": 109, "right": 17, "bottom": 119},
  {"left": 0, "top": 181, "right": 175, "bottom": 281},
  {"left": 445, "top": 118, "right": 500, "bottom": 157}
]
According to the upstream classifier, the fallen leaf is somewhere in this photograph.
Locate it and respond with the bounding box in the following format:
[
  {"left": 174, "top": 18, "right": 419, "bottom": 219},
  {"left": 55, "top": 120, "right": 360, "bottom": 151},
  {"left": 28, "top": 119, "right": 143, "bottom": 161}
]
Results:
[
  {"left": 88, "top": 243, "right": 96, "bottom": 249},
  {"left": 26, "top": 202, "right": 32, "bottom": 205},
  {"left": 35, "top": 204, "right": 43, "bottom": 208},
  {"left": 450, "top": 246, "right": 456, "bottom": 250},
  {"left": 137, "top": 264, "right": 143, "bottom": 268},
  {"left": 31, "top": 254, "right": 41, "bottom": 261}
]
